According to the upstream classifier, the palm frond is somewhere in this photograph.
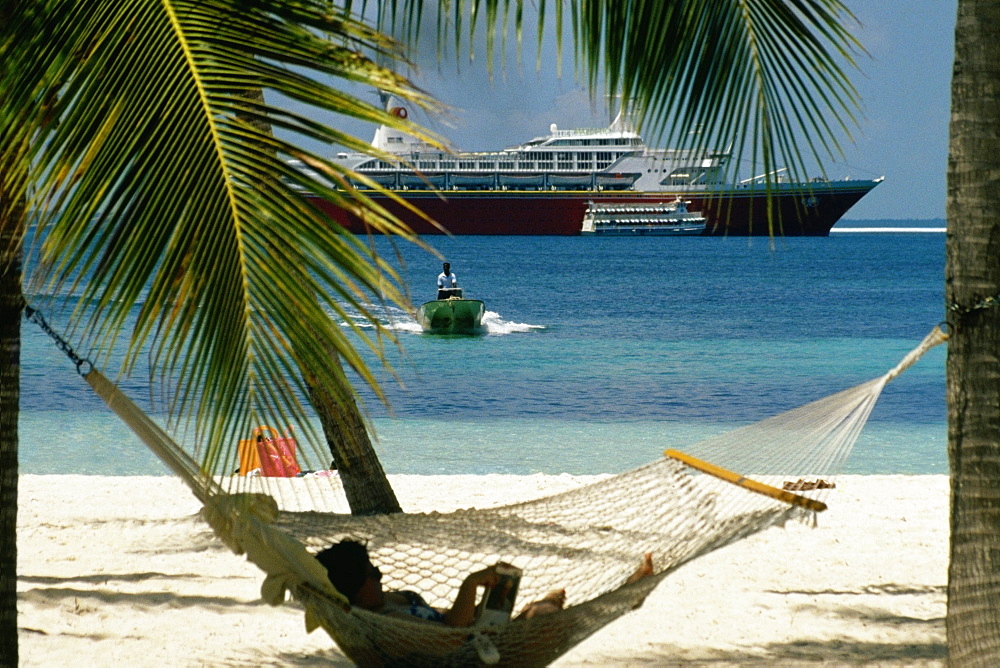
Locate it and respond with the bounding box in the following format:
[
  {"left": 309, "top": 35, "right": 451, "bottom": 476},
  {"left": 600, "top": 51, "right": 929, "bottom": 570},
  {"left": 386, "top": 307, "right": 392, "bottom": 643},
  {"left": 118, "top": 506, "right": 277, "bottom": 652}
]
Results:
[
  {"left": 11, "top": 0, "right": 445, "bottom": 470},
  {"left": 384, "top": 0, "right": 861, "bottom": 189},
  {"left": 598, "top": 0, "right": 861, "bottom": 187},
  {"left": 5, "top": 0, "right": 865, "bottom": 474}
]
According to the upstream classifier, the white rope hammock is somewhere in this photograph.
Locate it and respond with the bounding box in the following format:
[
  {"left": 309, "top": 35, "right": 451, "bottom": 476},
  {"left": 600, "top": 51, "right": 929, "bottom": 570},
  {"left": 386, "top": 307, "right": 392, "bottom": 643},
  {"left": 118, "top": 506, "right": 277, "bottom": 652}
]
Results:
[{"left": 77, "top": 325, "right": 947, "bottom": 666}]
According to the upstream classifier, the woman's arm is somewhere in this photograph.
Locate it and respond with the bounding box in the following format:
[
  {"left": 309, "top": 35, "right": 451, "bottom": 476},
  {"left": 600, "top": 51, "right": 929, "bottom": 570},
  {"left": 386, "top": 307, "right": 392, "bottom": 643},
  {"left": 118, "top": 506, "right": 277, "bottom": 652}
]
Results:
[{"left": 442, "top": 565, "right": 500, "bottom": 627}]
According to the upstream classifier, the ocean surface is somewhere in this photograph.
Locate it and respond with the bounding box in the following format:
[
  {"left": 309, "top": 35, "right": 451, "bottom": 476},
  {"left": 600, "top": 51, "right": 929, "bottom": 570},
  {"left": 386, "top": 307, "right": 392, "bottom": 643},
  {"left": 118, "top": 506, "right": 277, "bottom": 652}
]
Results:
[{"left": 19, "top": 219, "right": 948, "bottom": 476}]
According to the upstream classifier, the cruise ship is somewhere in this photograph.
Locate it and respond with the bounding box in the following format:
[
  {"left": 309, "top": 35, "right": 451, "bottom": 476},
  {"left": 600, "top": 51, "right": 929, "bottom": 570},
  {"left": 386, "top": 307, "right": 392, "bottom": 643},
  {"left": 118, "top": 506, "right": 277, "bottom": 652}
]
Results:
[{"left": 301, "top": 105, "right": 882, "bottom": 236}]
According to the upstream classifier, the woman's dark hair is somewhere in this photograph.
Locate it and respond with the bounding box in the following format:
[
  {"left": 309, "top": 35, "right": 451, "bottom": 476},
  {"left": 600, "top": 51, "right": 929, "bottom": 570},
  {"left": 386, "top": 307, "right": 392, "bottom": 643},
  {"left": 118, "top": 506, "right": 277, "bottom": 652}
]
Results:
[{"left": 315, "top": 540, "right": 369, "bottom": 602}]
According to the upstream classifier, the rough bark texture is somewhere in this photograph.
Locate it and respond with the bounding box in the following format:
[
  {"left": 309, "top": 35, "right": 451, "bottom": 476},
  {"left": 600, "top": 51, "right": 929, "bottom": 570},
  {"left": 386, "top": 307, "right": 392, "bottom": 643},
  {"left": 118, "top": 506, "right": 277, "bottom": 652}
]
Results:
[
  {"left": 307, "top": 356, "right": 402, "bottom": 516},
  {"left": 946, "top": 1, "right": 1000, "bottom": 664},
  {"left": 0, "top": 194, "right": 23, "bottom": 668}
]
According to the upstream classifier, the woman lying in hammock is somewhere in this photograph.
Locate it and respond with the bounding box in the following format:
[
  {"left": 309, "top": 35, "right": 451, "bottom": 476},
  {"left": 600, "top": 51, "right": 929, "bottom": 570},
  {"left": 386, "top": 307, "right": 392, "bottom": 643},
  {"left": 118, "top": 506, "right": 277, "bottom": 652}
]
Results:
[{"left": 316, "top": 540, "right": 654, "bottom": 627}]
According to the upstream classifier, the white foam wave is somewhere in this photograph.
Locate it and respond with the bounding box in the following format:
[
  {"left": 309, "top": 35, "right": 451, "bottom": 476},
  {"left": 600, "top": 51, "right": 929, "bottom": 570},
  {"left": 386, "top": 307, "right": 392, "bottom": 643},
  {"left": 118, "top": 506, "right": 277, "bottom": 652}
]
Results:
[
  {"left": 390, "top": 319, "right": 424, "bottom": 333},
  {"left": 339, "top": 306, "right": 543, "bottom": 336},
  {"left": 481, "top": 311, "right": 545, "bottom": 335},
  {"left": 335, "top": 304, "right": 418, "bottom": 332}
]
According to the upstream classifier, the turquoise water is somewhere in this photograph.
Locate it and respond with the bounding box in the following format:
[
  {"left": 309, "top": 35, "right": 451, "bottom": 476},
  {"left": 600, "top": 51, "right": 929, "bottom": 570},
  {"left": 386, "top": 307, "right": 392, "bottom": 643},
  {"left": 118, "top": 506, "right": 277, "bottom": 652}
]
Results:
[{"left": 19, "top": 221, "right": 948, "bottom": 476}]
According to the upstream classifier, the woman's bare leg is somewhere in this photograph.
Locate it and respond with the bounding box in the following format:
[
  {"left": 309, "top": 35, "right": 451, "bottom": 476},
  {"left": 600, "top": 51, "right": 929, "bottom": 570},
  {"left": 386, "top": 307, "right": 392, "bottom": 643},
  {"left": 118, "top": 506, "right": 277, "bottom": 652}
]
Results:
[{"left": 518, "top": 589, "right": 567, "bottom": 619}]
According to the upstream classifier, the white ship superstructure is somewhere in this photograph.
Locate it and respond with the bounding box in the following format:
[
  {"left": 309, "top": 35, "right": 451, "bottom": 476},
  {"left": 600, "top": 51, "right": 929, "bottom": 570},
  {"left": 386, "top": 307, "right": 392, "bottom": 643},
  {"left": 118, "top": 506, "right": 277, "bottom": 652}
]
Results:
[{"left": 335, "top": 109, "right": 731, "bottom": 192}]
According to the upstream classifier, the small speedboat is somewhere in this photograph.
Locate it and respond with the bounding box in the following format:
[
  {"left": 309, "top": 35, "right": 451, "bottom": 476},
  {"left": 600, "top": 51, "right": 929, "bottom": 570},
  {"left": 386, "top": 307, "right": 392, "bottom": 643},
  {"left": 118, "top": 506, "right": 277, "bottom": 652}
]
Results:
[{"left": 416, "top": 287, "right": 485, "bottom": 335}]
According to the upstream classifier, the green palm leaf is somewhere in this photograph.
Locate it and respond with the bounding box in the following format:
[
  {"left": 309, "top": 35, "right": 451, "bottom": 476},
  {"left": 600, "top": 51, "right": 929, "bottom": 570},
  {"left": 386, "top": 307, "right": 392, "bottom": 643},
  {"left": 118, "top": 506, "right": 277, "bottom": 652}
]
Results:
[
  {"left": 7, "top": 0, "right": 862, "bottom": 473},
  {"left": 13, "top": 0, "right": 445, "bottom": 470}
]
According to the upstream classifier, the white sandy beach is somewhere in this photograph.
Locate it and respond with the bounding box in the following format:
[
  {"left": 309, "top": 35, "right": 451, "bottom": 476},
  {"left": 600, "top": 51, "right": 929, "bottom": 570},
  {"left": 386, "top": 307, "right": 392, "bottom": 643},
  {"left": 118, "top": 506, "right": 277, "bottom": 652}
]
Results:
[{"left": 17, "top": 473, "right": 948, "bottom": 666}]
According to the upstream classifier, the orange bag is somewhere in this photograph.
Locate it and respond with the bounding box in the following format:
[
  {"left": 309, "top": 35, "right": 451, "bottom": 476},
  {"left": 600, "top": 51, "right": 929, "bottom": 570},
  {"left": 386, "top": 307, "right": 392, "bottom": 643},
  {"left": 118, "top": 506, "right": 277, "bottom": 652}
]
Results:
[{"left": 237, "top": 426, "right": 302, "bottom": 477}]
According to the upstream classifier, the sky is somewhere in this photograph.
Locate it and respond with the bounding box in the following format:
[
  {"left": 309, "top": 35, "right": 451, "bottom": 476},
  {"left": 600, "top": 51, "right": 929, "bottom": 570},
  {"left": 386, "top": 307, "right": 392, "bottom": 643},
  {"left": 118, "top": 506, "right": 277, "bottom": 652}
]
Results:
[{"left": 315, "top": 2, "right": 957, "bottom": 221}]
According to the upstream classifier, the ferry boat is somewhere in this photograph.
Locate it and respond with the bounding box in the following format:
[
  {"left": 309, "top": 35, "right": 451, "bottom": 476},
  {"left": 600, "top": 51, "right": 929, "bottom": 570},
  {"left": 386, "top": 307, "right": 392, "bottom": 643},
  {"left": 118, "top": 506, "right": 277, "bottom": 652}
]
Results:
[
  {"left": 298, "top": 103, "right": 882, "bottom": 236},
  {"left": 580, "top": 198, "right": 707, "bottom": 236}
]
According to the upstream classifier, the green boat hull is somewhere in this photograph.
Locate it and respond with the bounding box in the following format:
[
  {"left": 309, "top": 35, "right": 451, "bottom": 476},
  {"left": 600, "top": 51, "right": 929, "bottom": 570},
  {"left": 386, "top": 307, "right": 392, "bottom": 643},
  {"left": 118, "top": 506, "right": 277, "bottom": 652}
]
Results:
[{"left": 416, "top": 298, "right": 486, "bottom": 334}]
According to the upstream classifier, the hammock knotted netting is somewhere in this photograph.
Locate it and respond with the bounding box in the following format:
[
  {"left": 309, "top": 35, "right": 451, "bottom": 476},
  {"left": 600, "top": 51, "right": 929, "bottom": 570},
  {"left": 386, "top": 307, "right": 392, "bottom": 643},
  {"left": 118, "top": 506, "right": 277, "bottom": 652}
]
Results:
[{"left": 78, "top": 326, "right": 947, "bottom": 667}]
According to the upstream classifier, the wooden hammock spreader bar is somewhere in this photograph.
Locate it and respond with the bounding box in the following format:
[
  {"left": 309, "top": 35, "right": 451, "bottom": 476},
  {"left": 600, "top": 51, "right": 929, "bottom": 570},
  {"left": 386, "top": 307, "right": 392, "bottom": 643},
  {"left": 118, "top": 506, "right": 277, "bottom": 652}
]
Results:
[{"left": 664, "top": 449, "right": 828, "bottom": 513}]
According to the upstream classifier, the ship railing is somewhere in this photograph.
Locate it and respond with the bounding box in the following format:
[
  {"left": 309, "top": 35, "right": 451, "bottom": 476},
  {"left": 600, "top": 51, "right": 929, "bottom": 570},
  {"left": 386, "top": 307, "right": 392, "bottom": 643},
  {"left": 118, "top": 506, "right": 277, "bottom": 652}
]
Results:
[
  {"left": 549, "top": 127, "right": 637, "bottom": 138},
  {"left": 348, "top": 170, "right": 641, "bottom": 192},
  {"left": 738, "top": 167, "right": 789, "bottom": 185}
]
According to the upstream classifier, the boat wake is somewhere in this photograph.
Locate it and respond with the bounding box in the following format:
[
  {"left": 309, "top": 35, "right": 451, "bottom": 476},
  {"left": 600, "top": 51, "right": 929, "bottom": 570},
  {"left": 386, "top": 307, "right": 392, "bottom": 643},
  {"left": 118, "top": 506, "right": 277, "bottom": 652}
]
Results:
[
  {"left": 389, "top": 319, "right": 424, "bottom": 334},
  {"left": 388, "top": 310, "right": 544, "bottom": 335},
  {"left": 480, "top": 311, "right": 545, "bottom": 335},
  {"left": 341, "top": 306, "right": 543, "bottom": 336}
]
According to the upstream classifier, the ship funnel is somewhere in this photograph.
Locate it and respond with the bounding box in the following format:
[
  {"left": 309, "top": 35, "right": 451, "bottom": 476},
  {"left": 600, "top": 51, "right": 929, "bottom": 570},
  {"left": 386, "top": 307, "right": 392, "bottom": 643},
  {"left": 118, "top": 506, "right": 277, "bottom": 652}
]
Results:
[
  {"left": 370, "top": 94, "right": 434, "bottom": 155},
  {"left": 378, "top": 89, "right": 392, "bottom": 111},
  {"left": 609, "top": 98, "right": 640, "bottom": 134},
  {"left": 610, "top": 108, "right": 629, "bottom": 132}
]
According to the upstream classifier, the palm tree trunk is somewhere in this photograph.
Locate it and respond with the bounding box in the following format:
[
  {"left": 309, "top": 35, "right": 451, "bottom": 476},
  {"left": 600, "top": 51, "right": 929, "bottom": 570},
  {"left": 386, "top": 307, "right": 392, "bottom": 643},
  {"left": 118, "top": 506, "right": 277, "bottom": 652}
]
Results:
[
  {"left": 0, "top": 191, "right": 23, "bottom": 667},
  {"left": 233, "top": 89, "right": 400, "bottom": 514},
  {"left": 307, "top": 361, "right": 402, "bottom": 515},
  {"left": 946, "top": 1, "right": 1000, "bottom": 663}
]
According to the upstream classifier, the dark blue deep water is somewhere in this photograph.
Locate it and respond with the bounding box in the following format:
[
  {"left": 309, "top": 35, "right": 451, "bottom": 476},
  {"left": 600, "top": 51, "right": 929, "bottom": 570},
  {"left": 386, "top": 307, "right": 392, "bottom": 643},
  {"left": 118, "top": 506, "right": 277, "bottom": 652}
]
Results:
[{"left": 20, "top": 221, "right": 948, "bottom": 475}]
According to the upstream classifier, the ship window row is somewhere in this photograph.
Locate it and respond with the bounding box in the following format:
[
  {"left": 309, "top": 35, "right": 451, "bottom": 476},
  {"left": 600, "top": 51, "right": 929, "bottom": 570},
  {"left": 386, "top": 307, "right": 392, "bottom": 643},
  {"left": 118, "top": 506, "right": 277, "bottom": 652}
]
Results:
[
  {"left": 366, "top": 153, "right": 629, "bottom": 172},
  {"left": 548, "top": 138, "right": 640, "bottom": 147},
  {"left": 393, "top": 150, "right": 623, "bottom": 163}
]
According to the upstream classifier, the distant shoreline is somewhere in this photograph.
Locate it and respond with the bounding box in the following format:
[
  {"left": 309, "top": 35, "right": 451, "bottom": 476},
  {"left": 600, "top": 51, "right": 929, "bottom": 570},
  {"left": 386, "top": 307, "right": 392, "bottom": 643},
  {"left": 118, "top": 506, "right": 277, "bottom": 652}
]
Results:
[
  {"left": 835, "top": 217, "right": 945, "bottom": 233},
  {"left": 840, "top": 218, "right": 945, "bottom": 225},
  {"left": 833, "top": 227, "right": 946, "bottom": 233}
]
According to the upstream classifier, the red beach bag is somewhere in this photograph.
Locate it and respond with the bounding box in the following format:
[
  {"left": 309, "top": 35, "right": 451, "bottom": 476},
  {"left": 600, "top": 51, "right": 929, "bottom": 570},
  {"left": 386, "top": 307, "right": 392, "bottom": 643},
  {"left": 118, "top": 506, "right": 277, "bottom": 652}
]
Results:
[{"left": 237, "top": 425, "right": 302, "bottom": 477}]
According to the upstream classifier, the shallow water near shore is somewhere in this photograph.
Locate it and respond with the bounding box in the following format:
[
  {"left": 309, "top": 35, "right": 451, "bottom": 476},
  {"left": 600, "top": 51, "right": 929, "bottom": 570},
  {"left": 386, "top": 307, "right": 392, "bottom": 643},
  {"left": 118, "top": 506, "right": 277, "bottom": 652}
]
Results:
[{"left": 20, "top": 220, "right": 948, "bottom": 476}]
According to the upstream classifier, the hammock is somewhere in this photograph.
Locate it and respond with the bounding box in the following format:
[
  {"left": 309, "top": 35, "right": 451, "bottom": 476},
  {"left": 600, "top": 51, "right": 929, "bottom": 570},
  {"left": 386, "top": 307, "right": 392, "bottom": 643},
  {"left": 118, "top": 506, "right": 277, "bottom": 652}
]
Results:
[{"left": 75, "top": 325, "right": 947, "bottom": 667}]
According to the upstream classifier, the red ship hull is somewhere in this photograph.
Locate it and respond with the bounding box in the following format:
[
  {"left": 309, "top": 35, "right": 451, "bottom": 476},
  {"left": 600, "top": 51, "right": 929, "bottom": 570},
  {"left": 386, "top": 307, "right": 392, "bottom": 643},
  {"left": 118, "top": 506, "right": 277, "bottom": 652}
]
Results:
[{"left": 310, "top": 181, "right": 878, "bottom": 236}]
